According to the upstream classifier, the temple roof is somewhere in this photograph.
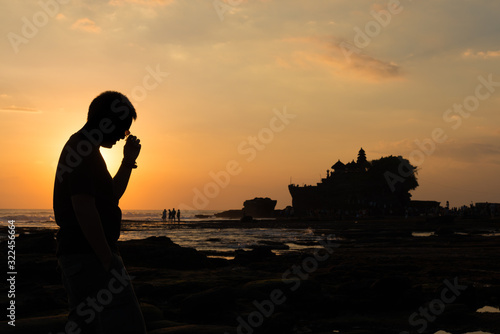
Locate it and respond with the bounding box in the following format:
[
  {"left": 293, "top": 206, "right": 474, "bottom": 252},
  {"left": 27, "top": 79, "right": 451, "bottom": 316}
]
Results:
[
  {"left": 345, "top": 160, "right": 357, "bottom": 168},
  {"left": 332, "top": 160, "right": 345, "bottom": 170}
]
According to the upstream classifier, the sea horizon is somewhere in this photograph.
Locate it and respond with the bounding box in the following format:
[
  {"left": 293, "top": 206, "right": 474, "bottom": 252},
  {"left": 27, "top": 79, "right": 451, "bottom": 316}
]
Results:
[
  {"left": 0, "top": 208, "right": 232, "bottom": 226},
  {"left": 0, "top": 208, "right": 327, "bottom": 257}
]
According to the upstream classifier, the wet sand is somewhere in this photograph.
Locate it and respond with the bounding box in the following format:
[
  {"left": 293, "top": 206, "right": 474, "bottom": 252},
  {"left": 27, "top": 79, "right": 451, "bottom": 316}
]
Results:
[{"left": 1, "top": 216, "right": 499, "bottom": 333}]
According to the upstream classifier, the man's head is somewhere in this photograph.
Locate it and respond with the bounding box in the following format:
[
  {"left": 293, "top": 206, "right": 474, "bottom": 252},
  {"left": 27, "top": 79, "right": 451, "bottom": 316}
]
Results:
[{"left": 87, "top": 91, "right": 137, "bottom": 148}]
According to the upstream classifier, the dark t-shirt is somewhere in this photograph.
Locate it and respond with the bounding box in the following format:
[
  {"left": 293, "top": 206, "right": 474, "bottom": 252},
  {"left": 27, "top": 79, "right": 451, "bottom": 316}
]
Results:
[{"left": 53, "top": 131, "right": 121, "bottom": 256}]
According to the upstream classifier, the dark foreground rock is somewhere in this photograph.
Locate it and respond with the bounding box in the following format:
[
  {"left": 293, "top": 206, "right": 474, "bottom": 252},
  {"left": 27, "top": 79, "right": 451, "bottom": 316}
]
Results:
[
  {"left": 118, "top": 236, "right": 214, "bottom": 269},
  {"left": 1, "top": 217, "right": 500, "bottom": 333}
]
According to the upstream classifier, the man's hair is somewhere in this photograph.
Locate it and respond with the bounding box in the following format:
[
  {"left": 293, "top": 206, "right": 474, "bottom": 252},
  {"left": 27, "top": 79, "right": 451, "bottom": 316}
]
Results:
[{"left": 87, "top": 91, "right": 137, "bottom": 127}]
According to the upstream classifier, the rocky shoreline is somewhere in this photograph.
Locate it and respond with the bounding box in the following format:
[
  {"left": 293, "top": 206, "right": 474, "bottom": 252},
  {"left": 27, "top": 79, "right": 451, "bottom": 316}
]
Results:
[{"left": 1, "top": 217, "right": 500, "bottom": 333}]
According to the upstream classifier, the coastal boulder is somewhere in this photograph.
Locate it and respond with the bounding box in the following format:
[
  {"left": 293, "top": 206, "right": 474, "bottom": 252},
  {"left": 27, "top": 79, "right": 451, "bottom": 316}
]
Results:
[
  {"left": 16, "top": 232, "right": 56, "bottom": 254},
  {"left": 243, "top": 197, "right": 277, "bottom": 218},
  {"left": 233, "top": 247, "right": 276, "bottom": 265},
  {"left": 149, "top": 325, "right": 235, "bottom": 334},
  {"left": 179, "top": 286, "right": 236, "bottom": 322},
  {"left": 369, "top": 276, "right": 421, "bottom": 310},
  {"left": 118, "top": 236, "right": 209, "bottom": 269}
]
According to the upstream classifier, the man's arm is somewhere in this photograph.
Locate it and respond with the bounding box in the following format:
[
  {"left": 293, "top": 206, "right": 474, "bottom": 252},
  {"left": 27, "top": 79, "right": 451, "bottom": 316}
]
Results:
[
  {"left": 71, "top": 194, "right": 114, "bottom": 270},
  {"left": 113, "top": 135, "right": 141, "bottom": 200},
  {"left": 113, "top": 163, "right": 134, "bottom": 200}
]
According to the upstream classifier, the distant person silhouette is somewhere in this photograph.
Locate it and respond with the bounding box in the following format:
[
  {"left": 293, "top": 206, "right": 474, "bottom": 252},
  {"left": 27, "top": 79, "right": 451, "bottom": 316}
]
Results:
[
  {"left": 177, "top": 209, "right": 181, "bottom": 223},
  {"left": 168, "top": 209, "right": 172, "bottom": 223},
  {"left": 172, "top": 208, "right": 176, "bottom": 223},
  {"left": 162, "top": 209, "right": 167, "bottom": 222},
  {"left": 53, "top": 91, "right": 146, "bottom": 333}
]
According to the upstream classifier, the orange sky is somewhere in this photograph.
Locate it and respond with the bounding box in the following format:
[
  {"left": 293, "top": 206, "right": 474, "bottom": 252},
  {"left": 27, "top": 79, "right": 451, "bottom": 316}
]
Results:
[{"left": 1, "top": 0, "right": 500, "bottom": 210}]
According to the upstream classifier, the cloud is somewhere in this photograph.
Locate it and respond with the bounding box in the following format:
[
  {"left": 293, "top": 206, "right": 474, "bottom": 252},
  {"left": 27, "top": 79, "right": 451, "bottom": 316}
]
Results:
[
  {"left": 438, "top": 141, "right": 500, "bottom": 165},
  {"left": 71, "top": 18, "right": 102, "bottom": 33},
  {"left": 463, "top": 49, "right": 500, "bottom": 59},
  {"left": 281, "top": 36, "right": 401, "bottom": 80},
  {"left": 109, "top": 0, "right": 175, "bottom": 5},
  {"left": 370, "top": 138, "right": 500, "bottom": 170},
  {"left": 347, "top": 52, "right": 400, "bottom": 79},
  {"left": 371, "top": 139, "right": 416, "bottom": 157},
  {"left": 0, "top": 106, "right": 41, "bottom": 113}
]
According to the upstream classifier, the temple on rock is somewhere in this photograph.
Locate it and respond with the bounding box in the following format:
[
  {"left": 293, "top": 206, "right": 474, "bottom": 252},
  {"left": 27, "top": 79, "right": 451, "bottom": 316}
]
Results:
[{"left": 288, "top": 148, "right": 420, "bottom": 216}]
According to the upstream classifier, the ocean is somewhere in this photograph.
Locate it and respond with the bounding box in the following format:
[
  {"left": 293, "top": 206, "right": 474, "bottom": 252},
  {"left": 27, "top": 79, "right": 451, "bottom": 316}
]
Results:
[
  {"left": 0, "top": 208, "right": 221, "bottom": 226},
  {"left": 0, "top": 209, "right": 326, "bottom": 256}
]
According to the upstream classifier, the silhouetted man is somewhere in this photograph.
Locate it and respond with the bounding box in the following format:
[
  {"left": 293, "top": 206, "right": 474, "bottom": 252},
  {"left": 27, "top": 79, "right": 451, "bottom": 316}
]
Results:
[{"left": 53, "top": 91, "right": 146, "bottom": 333}]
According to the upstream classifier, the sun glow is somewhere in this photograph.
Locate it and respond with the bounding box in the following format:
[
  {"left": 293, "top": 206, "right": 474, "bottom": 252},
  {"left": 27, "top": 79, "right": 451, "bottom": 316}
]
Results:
[{"left": 100, "top": 146, "right": 124, "bottom": 177}]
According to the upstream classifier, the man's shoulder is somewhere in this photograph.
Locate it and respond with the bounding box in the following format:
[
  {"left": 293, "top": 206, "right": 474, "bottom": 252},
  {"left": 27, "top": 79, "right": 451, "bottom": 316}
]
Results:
[
  {"left": 62, "top": 132, "right": 100, "bottom": 158},
  {"left": 66, "top": 131, "right": 94, "bottom": 146},
  {"left": 56, "top": 131, "right": 102, "bottom": 180}
]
